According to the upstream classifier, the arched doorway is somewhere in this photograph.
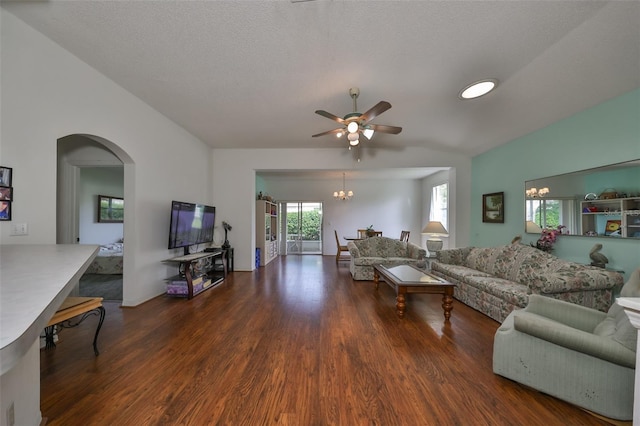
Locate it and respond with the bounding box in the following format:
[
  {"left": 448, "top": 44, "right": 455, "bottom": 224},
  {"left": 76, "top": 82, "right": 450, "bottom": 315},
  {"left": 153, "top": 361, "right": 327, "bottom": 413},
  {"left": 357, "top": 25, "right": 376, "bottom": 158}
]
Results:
[{"left": 57, "top": 134, "right": 134, "bottom": 303}]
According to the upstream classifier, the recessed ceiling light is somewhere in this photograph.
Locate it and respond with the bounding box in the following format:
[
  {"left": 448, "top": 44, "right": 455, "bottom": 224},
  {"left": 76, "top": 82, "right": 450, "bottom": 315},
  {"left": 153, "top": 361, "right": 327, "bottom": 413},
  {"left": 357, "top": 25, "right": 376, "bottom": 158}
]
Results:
[{"left": 458, "top": 79, "right": 498, "bottom": 100}]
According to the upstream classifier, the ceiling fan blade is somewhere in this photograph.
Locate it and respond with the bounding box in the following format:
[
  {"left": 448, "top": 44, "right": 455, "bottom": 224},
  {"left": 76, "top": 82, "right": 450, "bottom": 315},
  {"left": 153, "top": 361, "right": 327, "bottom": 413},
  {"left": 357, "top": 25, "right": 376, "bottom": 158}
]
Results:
[
  {"left": 368, "top": 124, "right": 402, "bottom": 134},
  {"left": 315, "top": 110, "right": 345, "bottom": 124},
  {"left": 360, "top": 101, "right": 391, "bottom": 123},
  {"left": 312, "top": 128, "right": 344, "bottom": 138}
]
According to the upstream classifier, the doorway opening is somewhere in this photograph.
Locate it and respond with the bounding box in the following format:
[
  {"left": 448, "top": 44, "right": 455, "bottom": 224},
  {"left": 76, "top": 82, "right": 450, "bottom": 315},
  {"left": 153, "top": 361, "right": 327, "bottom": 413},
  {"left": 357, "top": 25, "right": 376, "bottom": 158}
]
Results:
[{"left": 281, "top": 202, "right": 323, "bottom": 255}]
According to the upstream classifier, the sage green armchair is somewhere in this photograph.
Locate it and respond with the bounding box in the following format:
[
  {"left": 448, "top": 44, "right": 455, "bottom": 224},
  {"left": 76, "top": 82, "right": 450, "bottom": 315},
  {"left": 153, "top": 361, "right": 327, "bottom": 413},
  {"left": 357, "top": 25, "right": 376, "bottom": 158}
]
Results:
[{"left": 493, "top": 268, "right": 639, "bottom": 421}]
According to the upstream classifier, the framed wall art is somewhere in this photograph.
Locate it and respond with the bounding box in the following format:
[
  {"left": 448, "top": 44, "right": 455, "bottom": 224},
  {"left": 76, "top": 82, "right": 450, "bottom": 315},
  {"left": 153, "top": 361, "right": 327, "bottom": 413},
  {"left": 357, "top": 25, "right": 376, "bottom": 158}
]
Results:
[
  {"left": 0, "top": 166, "right": 12, "bottom": 187},
  {"left": 482, "top": 192, "right": 504, "bottom": 223},
  {"left": 0, "top": 201, "right": 11, "bottom": 221},
  {"left": 98, "top": 195, "right": 124, "bottom": 223},
  {"left": 0, "top": 187, "right": 12, "bottom": 201}
]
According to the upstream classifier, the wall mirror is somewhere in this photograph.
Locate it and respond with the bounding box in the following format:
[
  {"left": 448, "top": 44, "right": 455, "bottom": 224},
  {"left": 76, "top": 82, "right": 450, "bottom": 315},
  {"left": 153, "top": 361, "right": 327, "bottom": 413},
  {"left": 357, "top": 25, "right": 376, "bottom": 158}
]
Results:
[{"left": 524, "top": 159, "right": 640, "bottom": 239}]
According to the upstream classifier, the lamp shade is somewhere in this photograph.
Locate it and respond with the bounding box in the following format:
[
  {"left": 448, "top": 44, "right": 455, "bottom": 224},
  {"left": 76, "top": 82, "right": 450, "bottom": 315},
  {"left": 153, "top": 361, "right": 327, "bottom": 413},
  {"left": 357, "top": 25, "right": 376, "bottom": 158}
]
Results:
[
  {"left": 422, "top": 221, "right": 448, "bottom": 253},
  {"left": 421, "top": 221, "right": 448, "bottom": 235}
]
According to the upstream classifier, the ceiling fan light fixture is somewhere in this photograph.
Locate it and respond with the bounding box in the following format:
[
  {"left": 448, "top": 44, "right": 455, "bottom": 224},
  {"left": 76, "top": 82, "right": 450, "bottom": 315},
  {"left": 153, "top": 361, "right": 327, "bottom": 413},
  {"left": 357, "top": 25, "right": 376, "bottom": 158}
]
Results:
[
  {"left": 363, "top": 127, "right": 374, "bottom": 139},
  {"left": 336, "top": 131, "right": 343, "bottom": 138},
  {"left": 347, "top": 132, "right": 359, "bottom": 142},
  {"left": 458, "top": 79, "right": 498, "bottom": 100},
  {"left": 347, "top": 121, "right": 359, "bottom": 133},
  {"left": 349, "top": 139, "right": 360, "bottom": 146}
]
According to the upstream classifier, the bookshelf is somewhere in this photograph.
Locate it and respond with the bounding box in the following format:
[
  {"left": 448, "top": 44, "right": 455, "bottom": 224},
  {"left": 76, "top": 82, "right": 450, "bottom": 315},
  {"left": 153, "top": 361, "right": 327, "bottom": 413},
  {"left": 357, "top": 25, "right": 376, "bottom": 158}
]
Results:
[{"left": 256, "top": 200, "right": 278, "bottom": 266}]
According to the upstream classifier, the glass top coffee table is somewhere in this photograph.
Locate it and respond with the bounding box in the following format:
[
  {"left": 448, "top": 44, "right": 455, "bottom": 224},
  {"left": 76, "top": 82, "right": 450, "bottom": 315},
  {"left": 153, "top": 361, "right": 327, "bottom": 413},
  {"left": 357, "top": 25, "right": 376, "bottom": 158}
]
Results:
[{"left": 373, "top": 264, "right": 456, "bottom": 320}]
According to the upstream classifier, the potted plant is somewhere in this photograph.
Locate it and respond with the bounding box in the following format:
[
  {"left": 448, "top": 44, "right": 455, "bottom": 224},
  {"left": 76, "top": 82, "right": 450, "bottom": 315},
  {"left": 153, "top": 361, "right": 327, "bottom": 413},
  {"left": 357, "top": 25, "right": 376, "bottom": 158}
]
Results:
[{"left": 366, "top": 225, "right": 376, "bottom": 238}]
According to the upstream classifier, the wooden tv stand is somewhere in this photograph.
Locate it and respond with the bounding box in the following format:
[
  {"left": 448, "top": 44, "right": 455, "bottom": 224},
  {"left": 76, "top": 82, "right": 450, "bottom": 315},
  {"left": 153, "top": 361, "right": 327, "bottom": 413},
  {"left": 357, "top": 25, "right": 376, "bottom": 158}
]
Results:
[{"left": 163, "top": 250, "right": 229, "bottom": 299}]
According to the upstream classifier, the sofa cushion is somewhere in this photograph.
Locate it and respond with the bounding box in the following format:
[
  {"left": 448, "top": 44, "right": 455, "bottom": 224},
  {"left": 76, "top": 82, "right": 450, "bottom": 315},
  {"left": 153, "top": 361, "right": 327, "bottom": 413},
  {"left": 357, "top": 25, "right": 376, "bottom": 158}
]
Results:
[
  {"left": 593, "top": 303, "right": 637, "bottom": 351},
  {"left": 464, "top": 275, "right": 529, "bottom": 308},
  {"left": 431, "top": 262, "right": 492, "bottom": 282}
]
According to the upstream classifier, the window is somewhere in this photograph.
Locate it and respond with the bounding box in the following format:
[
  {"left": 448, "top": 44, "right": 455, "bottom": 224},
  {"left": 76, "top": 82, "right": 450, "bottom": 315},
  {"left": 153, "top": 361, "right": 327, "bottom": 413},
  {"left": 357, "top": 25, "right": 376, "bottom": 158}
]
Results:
[{"left": 430, "top": 183, "right": 448, "bottom": 231}]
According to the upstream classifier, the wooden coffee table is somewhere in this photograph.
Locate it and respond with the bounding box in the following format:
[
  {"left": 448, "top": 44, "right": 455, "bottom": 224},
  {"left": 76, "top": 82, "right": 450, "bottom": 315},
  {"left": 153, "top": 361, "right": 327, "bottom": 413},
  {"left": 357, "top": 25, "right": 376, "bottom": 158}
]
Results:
[{"left": 373, "top": 264, "right": 456, "bottom": 320}]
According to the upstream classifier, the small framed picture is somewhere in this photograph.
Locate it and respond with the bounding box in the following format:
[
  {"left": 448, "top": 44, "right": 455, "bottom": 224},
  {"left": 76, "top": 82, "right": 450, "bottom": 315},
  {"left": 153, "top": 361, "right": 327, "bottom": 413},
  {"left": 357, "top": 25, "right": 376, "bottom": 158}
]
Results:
[
  {"left": 98, "top": 195, "right": 124, "bottom": 223},
  {"left": 0, "top": 187, "right": 12, "bottom": 201},
  {"left": 483, "top": 192, "right": 504, "bottom": 223},
  {"left": 604, "top": 219, "right": 622, "bottom": 236},
  {"left": 0, "top": 166, "right": 12, "bottom": 187},
  {"left": 0, "top": 201, "right": 11, "bottom": 221}
]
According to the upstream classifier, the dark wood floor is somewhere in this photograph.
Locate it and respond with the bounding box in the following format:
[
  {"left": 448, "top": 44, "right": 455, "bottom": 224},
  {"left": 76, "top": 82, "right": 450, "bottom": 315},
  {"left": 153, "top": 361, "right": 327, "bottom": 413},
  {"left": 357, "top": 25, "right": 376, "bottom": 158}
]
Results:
[{"left": 41, "top": 255, "right": 615, "bottom": 425}]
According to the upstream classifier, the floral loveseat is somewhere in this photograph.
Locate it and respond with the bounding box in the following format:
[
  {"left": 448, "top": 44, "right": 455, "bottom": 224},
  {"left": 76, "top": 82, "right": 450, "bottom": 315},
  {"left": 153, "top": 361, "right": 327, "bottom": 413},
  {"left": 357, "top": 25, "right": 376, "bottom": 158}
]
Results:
[
  {"left": 430, "top": 244, "right": 623, "bottom": 322},
  {"left": 347, "top": 236, "right": 426, "bottom": 280}
]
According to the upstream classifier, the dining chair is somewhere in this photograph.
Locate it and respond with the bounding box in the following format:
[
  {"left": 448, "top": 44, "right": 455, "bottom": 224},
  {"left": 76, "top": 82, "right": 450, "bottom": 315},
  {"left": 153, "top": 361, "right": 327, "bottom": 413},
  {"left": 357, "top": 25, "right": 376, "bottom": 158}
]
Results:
[
  {"left": 372, "top": 231, "right": 383, "bottom": 237},
  {"left": 357, "top": 229, "right": 368, "bottom": 239},
  {"left": 334, "top": 230, "right": 350, "bottom": 263},
  {"left": 400, "top": 230, "right": 410, "bottom": 242}
]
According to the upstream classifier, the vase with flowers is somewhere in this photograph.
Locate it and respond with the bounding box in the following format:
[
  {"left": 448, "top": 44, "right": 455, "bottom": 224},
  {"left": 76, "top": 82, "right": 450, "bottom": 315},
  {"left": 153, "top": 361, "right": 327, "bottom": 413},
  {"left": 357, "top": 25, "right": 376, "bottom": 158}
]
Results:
[
  {"left": 222, "top": 221, "right": 232, "bottom": 249},
  {"left": 532, "top": 225, "right": 565, "bottom": 252}
]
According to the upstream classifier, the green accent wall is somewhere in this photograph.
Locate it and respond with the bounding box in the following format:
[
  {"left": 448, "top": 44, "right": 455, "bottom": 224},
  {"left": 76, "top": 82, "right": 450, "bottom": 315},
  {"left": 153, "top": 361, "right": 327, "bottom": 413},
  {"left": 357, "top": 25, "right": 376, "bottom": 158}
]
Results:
[{"left": 471, "top": 89, "right": 640, "bottom": 278}]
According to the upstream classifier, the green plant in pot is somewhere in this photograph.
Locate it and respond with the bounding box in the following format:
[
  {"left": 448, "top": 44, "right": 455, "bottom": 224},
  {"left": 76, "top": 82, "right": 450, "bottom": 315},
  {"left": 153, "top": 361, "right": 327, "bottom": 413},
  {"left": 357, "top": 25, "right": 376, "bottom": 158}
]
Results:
[{"left": 366, "top": 225, "right": 376, "bottom": 237}]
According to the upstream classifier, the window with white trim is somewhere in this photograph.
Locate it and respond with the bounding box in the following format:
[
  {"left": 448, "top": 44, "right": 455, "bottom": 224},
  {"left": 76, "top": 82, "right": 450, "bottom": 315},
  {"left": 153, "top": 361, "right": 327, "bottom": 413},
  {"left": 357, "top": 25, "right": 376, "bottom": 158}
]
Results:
[{"left": 430, "top": 183, "right": 448, "bottom": 231}]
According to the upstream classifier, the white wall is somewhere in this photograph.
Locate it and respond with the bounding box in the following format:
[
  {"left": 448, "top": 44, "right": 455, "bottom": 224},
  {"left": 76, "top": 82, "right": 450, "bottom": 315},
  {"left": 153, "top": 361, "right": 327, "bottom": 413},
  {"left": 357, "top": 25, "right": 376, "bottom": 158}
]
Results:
[
  {"left": 79, "top": 167, "right": 124, "bottom": 245},
  {"left": 211, "top": 148, "right": 471, "bottom": 271}
]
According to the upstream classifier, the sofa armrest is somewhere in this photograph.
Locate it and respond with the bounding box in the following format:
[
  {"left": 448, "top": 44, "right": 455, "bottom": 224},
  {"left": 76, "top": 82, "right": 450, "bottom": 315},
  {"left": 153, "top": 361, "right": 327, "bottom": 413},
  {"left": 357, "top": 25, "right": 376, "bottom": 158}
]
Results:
[
  {"left": 513, "top": 311, "right": 635, "bottom": 368},
  {"left": 435, "top": 247, "right": 473, "bottom": 265},
  {"left": 407, "top": 243, "right": 426, "bottom": 260},
  {"left": 525, "top": 294, "right": 606, "bottom": 332},
  {"left": 347, "top": 241, "right": 360, "bottom": 258},
  {"left": 528, "top": 270, "right": 623, "bottom": 294}
]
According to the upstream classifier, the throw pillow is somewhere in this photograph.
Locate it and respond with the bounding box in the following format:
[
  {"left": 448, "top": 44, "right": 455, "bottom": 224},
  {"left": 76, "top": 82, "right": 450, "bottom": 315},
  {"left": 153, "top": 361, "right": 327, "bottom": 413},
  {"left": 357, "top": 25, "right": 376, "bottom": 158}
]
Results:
[
  {"left": 620, "top": 267, "right": 640, "bottom": 297},
  {"left": 593, "top": 302, "right": 637, "bottom": 351}
]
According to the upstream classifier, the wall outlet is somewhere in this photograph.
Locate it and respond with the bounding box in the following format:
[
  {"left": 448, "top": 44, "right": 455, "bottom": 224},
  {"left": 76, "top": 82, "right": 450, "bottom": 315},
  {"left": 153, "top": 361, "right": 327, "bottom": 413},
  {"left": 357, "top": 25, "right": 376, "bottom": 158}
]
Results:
[
  {"left": 10, "top": 223, "right": 28, "bottom": 236},
  {"left": 6, "top": 401, "right": 15, "bottom": 426}
]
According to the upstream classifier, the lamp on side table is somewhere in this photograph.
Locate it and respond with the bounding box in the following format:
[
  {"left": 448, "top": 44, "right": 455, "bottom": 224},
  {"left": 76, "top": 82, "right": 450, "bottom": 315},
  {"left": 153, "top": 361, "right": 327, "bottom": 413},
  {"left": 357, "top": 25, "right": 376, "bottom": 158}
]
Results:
[{"left": 421, "top": 221, "right": 448, "bottom": 256}]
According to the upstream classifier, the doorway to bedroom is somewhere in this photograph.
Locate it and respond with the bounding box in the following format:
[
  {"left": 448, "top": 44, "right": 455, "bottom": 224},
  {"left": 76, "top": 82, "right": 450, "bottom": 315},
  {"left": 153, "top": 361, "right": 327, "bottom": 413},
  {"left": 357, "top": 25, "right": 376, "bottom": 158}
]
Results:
[{"left": 57, "top": 135, "right": 125, "bottom": 302}]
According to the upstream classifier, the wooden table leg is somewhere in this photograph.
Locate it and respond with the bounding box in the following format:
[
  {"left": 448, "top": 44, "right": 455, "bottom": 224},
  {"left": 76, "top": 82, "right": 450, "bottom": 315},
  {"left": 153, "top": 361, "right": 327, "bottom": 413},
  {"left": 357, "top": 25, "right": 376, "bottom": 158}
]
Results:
[
  {"left": 396, "top": 293, "right": 406, "bottom": 318},
  {"left": 442, "top": 288, "right": 454, "bottom": 321}
]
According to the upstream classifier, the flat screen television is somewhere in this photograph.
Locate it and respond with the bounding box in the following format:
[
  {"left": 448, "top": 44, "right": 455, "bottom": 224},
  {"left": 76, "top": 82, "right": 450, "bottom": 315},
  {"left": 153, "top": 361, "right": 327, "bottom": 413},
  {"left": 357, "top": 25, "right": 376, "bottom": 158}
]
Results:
[{"left": 168, "top": 200, "right": 216, "bottom": 255}]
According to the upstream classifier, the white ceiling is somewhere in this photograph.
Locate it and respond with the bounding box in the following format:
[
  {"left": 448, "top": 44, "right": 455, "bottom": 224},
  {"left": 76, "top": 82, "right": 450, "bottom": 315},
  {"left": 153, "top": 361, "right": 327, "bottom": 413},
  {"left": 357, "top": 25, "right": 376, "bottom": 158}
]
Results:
[{"left": 3, "top": 1, "right": 639, "bottom": 162}]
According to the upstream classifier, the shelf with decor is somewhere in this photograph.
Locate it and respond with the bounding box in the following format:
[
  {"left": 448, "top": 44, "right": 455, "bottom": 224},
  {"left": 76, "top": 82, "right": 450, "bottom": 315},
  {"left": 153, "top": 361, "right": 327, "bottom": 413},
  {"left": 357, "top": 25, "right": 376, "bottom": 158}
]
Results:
[
  {"left": 580, "top": 197, "right": 640, "bottom": 238},
  {"left": 256, "top": 200, "right": 278, "bottom": 266}
]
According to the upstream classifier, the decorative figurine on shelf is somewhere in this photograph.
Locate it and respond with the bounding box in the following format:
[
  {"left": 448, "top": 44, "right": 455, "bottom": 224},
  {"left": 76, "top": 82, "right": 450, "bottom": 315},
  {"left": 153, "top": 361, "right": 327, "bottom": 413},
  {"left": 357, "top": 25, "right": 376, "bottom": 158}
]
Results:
[
  {"left": 589, "top": 243, "right": 609, "bottom": 268},
  {"left": 222, "top": 221, "right": 232, "bottom": 249}
]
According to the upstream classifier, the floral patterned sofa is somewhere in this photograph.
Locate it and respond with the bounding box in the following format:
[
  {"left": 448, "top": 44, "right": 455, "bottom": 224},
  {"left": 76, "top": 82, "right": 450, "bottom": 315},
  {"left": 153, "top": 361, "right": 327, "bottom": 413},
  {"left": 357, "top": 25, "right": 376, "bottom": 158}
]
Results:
[
  {"left": 430, "top": 244, "right": 623, "bottom": 322},
  {"left": 347, "top": 236, "right": 426, "bottom": 280}
]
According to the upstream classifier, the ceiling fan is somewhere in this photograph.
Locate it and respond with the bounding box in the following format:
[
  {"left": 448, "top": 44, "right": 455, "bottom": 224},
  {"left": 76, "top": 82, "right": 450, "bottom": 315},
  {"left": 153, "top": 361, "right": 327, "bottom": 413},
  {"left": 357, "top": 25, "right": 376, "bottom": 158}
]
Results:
[{"left": 312, "top": 88, "right": 402, "bottom": 147}]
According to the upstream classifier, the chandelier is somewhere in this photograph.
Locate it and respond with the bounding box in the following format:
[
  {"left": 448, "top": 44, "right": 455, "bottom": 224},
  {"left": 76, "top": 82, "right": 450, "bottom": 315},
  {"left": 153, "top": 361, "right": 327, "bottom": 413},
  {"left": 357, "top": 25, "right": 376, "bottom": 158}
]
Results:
[
  {"left": 333, "top": 172, "right": 353, "bottom": 200},
  {"left": 525, "top": 187, "right": 549, "bottom": 198}
]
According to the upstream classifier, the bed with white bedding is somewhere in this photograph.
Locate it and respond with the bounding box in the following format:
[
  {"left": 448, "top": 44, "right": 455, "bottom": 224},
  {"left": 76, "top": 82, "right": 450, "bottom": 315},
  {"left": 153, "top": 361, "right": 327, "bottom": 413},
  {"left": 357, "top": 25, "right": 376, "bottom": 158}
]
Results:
[{"left": 85, "top": 242, "right": 123, "bottom": 274}]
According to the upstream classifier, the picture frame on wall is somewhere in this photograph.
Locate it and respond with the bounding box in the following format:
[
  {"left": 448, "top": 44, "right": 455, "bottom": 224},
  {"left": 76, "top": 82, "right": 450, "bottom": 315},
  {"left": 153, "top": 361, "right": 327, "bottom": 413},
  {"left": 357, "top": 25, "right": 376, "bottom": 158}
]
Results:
[
  {"left": 98, "top": 195, "right": 124, "bottom": 223},
  {"left": 0, "top": 166, "right": 12, "bottom": 187},
  {"left": 0, "top": 201, "right": 11, "bottom": 221},
  {"left": 0, "top": 187, "right": 12, "bottom": 201},
  {"left": 482, "top": 192, "right": 504, "bottom": 223}
]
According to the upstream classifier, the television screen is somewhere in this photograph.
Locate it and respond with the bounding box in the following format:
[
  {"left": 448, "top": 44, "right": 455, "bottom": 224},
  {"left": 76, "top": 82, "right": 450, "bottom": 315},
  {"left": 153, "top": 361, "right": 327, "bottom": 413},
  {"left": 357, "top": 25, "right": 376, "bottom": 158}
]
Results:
[{"left": 168, "top": 201, "right": 216, "bottom": 254}]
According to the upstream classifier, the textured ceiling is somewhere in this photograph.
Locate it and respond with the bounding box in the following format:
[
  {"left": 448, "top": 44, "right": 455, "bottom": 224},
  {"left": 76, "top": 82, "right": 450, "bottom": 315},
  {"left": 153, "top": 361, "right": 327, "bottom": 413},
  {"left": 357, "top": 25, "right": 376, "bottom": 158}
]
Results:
[{"left": 3, "top": 1, "right": 639, "bottom": 160}]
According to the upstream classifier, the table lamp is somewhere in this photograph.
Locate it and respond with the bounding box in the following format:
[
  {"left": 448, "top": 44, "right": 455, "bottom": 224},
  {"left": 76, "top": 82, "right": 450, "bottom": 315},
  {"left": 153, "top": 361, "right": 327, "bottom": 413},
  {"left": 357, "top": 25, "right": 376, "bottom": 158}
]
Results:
[{"left": 421, "top": 221, "right": 448, "bottom": 253}]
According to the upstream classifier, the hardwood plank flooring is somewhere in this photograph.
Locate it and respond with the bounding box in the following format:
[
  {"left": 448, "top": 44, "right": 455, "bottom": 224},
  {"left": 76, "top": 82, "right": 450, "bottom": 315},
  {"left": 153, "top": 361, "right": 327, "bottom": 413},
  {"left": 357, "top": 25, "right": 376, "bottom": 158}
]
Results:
[{"left": 41, "top": 255, "right": 616, "bottom": 425}]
